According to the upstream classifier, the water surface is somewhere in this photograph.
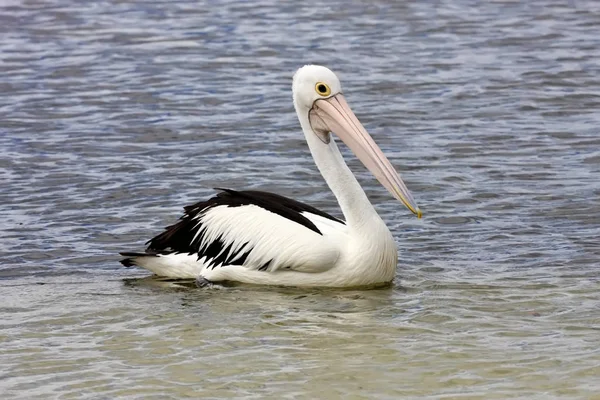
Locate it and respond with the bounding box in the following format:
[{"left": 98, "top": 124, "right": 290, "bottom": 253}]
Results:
[{"left": 1, "top": 0, "right": 600, "bottom": 398}]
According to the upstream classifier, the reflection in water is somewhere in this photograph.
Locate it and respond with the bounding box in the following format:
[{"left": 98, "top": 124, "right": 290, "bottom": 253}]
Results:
[{"left": 1, "top": 0, "right": 600, "bottom": 398}]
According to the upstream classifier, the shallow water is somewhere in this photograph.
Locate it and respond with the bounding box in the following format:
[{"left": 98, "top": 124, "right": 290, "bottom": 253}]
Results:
[{"left": 1, "top": 0, "right": 600, "bottom": 398}]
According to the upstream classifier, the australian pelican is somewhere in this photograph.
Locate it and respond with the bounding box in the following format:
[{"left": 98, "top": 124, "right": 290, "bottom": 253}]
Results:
[{"left": 120, "top": 65, "right": 421, "bottom": 287}]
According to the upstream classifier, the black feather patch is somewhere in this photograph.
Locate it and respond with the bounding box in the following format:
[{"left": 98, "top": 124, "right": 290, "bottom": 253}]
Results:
[
  {"left": 122, "top": 189, "right": 344, "bottom": 270},
  {"left": 214, "top": 189, "right": 345, "bottom": 227},
  {"left": 120, "top": 258, "right": 137, "bottom": 267},
  {"left": 258, "top": 260, "right": 272, "bottom": 271},
  {"left": 119, "top": 251, "right": 158, "bottom": 267}
]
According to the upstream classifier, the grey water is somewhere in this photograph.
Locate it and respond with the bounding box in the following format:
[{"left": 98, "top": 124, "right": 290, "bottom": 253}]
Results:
[{"left": 1, "top": 0, "right": 600, "bottom": 398}]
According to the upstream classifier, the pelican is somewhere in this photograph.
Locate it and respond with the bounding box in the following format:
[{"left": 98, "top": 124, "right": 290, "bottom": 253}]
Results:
[{"left": 120, "top": 65, "right": 421, "bottom": 287}]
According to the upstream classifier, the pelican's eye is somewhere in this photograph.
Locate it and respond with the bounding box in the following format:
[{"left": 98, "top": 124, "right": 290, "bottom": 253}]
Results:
[{"left": 315, "top": 82, "right": 331, "bottom": 97}]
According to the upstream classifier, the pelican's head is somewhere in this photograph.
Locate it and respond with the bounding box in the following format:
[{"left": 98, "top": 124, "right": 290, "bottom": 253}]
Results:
[
  {"left": 293, "top": 65, "right": 342, "bottom": 110},
  {"left": 292, "top": 65, "right": 421, "bottom": 218}
]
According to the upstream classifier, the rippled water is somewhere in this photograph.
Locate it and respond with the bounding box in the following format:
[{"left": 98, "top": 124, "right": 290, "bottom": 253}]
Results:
[{"left": 2, "top": 0, "right": 600, "bottom": 398}]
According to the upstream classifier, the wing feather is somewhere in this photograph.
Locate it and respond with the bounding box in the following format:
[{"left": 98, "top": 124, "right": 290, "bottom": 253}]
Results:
[
  {"left": 133, "top": 189, "right": 344, "bottom": 275},
  {"left": 199, "top": 204, "right": 339, "bottom": 272}
]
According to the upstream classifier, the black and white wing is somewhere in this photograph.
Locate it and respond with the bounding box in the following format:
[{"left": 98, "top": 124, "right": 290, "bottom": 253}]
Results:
[{"left": 120, "top": 189, "right": 347, "bottom": 278}]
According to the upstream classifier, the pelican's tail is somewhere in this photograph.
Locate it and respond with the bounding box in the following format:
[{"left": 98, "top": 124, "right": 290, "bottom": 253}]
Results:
[{"left": 119, "top": 252, "right": 203, "bottom": 279}]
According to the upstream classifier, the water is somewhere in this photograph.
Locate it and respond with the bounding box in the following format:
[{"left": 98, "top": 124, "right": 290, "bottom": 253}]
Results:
[{"left": 1, "top": 0, "right": 600, "bottom": 398}]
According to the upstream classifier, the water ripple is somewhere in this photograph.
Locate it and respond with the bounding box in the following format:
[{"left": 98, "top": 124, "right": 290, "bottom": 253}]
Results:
[{"left": 1, "top": 0, "right": 600, "bottom": 398}]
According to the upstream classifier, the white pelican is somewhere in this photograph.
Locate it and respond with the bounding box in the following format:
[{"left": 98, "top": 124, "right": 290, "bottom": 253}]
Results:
[{"left": 120, "top": 65, "right": 421, "bottom": 287}]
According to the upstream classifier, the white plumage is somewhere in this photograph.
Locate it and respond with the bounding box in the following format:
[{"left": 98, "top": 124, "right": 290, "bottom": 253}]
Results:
[
  {"left": 121, "top": 65, "right": 420, "bottom": 288},
  {"left": 197, "top": 205, "right": 341, "bottom": 273}
]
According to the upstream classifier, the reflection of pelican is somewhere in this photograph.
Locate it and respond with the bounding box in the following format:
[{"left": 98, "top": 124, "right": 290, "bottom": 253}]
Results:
[{"left": 120, "top": 65, "right": 420, "bottom": 287}]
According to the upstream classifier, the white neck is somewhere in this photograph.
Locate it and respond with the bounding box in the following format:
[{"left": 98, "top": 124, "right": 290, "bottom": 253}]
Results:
[{"left": 296, "top": 110, "right": 383, "bottom": 229}]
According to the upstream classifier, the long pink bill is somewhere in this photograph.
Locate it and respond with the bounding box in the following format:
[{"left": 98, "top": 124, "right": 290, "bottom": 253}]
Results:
[{"left": 309, "top": 94, "right": 421, "bottom": 218}]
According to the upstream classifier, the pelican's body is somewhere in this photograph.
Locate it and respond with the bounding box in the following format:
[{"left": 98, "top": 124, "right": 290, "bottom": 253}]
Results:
[{"left": 121, "top": 65, "right": 420, "bottom": 288}]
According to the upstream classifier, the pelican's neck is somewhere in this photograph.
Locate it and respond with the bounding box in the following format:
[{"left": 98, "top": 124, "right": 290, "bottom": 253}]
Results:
[{"left": 296, "top": 110, "right": 383, "bottom": 229}]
